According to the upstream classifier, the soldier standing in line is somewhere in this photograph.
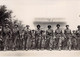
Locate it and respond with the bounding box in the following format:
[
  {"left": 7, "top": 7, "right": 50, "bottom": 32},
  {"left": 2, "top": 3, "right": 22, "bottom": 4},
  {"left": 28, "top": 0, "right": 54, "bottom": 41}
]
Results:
[
  {"left": 3, "top": 24, "right": 12, "bottom": 50},
  {"left": 55, "top": 24, "right": 63, "bottom": 50},
  {"left": 0, "top": 26, "right": 4, "bottom": 50},
  {"left": 46, "top": 25, "right": 53, "bottom": 50},
  {"left": 13, "top": 25, "right": 20, "bottom": 50},
  {"left": 76, "top": 25, "right": 80, "bottom": 50},
  {"left": 24, "top": 25, "right": 32, "bottom": 50},
  {"left": 31, "top": 30, "right": 36, "bottom": 49},
  {"left": 71, "top": 30, "right": 77, "bottom": 50},
  {"left": 64, "top": 25, "right": 72, "bottom": 50},
  {"left": 35, "top": 24, "right": 42, "bottom": 50}
]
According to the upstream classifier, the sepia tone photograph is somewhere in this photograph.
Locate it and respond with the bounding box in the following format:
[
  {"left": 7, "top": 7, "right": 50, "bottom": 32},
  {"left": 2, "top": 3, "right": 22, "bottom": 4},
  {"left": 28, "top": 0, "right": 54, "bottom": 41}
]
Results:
[{"left": 0, "top": 0, "right": 80, "bottom": 56}]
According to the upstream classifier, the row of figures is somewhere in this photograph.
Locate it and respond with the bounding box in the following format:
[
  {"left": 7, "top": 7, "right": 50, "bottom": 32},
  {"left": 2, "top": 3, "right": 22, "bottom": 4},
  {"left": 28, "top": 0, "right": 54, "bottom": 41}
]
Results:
[{"left": 0, "top": 24, "right": 80, "bottom": 51}]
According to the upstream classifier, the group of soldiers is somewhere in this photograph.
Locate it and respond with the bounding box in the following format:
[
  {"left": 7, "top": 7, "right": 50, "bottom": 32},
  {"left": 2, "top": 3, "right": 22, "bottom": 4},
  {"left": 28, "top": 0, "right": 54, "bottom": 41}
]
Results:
[{"left": 0, "top": 24, "right": 80, "bottom": 51}]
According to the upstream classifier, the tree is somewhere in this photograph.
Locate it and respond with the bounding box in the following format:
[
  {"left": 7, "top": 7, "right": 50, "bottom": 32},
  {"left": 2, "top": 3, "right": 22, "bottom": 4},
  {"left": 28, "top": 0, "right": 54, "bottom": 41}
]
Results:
[
  {"left": 0, "top": 5, "right": 24, "bottom": 33},
  {"left": 0, "top": 5, "right": 12, "bottom": 26}
]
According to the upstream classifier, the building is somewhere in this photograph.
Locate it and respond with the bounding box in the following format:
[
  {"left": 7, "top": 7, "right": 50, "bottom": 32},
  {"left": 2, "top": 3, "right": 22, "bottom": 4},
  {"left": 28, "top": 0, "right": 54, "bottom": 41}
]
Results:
[{"left": 33, "top": 18, "right": 66, "bottom": 30}]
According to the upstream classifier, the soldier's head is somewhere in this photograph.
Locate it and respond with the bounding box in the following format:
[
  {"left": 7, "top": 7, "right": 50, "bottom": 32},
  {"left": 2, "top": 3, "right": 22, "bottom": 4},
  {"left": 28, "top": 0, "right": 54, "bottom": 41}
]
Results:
[
  {"left": 77, "top": 25, "right": 80, "bottom": 30},
  {"left": 66, "top": 25, "right": 69, "bottom": 29},
  {"left": 37, "top": 24, "right": 40, "bottom": 29},
  {"left": 5, "top": 24, "right": 9, "bottom": 28},
  {"left": 26, "top": 25, "right": 30, "bottom": 29},
  {"left": 48, "top": 25, "right": 51, "bottom": 29},
  {"left": 56, "top": 24, "right": 60, "bottom": 28},
  {"left": 14, "top": 24, "right": 18, "bottom": 28}
]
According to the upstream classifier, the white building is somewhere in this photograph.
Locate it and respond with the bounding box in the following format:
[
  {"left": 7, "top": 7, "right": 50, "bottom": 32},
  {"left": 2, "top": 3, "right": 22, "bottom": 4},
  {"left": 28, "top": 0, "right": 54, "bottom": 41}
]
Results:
[{"left": 33, "top": 18, "right": 66, "bottom": 30}]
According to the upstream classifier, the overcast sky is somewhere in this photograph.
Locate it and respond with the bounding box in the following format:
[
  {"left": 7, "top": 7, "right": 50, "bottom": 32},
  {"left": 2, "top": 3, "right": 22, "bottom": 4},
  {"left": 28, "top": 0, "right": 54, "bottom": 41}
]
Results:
[{"left": 0, "top": 0, "right": 80, "bottom": 30}]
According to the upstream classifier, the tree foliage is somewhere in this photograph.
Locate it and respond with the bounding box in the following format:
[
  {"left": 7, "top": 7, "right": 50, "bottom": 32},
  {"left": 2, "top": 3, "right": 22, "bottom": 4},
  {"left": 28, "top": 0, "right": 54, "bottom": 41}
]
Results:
[{"left": 0, "top": 5, "right": 24, "bottom": 31}]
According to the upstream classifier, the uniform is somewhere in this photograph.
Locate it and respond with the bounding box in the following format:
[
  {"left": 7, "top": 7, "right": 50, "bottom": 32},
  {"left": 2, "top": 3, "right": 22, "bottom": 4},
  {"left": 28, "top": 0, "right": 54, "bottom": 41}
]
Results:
[
  {"left": 46, "top": 29, "right": 53, "bottom": 50},
  {"left": 13, "top": 26, "right": 20, "bottom": 50},
  {"left": 76, "top": 30, "right": 80, "bottom": 50},
  {"left": 3, "top": 26, "right": 12, "bottom": 50},
  {"left": 55, "top": 28, "right": 62, "bottom": 50},
  {"left": 35, "top": 29, "right": 42, "bottom": 49},
  {"left": 71, "top": 31, "right": 77, "bottom": 50},
  {"left": 24, "top": 28, "right": 31, "bottom": 50},
  {"left": 64, "top": 29, "right": 72, "bottom": 50}
]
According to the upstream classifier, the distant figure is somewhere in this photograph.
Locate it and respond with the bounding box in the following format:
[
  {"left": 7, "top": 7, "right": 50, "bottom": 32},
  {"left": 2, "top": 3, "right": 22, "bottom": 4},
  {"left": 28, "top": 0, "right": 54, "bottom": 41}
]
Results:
[
  {"left": 3, "top": 24, "right": 12, "bottom": 50},
  {"left": 13, "top": 24, "right": 20, "bottom": 50},
  {"left": 24, "top": 25, "right": 32, "bottom": 50},
  {"left": 76, "top": 25, "right": 80, "bottom": 50},
  {"left": 35, "top": 24, "right": 42, "bottom": 50},
  {"left": 71, "top": 30, "right": 77, "bottom": 50},
  {"left": 46, "top": 25, "right": 53, "bottom": 50},
  {"left": 64, "top": 25, "right": 72, "bottom": 50},
  {"left": 55, "top": 24, "right": 63, "bottom": 50}
]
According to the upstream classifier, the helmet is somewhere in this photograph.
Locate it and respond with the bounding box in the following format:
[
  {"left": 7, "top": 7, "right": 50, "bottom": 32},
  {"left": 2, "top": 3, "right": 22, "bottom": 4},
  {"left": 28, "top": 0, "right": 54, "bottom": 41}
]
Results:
[{"left": 56, "top": 24, "right": 60, "bottom": 27}]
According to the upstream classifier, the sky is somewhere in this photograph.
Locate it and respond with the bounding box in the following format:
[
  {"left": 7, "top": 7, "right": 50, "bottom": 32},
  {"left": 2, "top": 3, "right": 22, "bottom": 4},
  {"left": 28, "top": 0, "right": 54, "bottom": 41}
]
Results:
[{"left": 0, "top": 0, "right": 80, "bottom": 30}]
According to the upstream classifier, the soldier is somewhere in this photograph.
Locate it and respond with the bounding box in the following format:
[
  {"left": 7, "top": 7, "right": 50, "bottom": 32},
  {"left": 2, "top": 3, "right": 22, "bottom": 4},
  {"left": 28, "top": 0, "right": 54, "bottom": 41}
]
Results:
[
  {"left": 71, "top": 30, "right": 77, "bottom": 50},
  {"left": 24, "top": 25, "right": 32, "bottom": 50},
  {"left": 35, "top": 24, "right": 42, "bottom": 50},
  {"left": 55, "top": 24, "right": 63, "bottom": 50},
  {"left": 3, "top": 24, "right": 12, "bottom": 50},
  {"left": 64, "top": 25, "right": 72, "bottom": 50},
  {"left": 31, "top": 30, "right": 36, "bottom": 49},
  {"left": 46, "top": 25, "right": 53, "bottom": 50},
  {"left": 76, "top": 25, "right": 80, "bottom": 50},
  {"left": 13, "top": 24, "right": 20, "bottom": 50},
  {"left": 0, "top": 26, "right": 4, "bottom": 50}
]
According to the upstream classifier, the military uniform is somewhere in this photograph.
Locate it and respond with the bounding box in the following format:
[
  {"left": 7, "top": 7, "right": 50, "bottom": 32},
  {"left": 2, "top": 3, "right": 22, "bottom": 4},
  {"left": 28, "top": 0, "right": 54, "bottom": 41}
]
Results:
[
  {"left": 55, "top": 28, "right": 62, "bottom": 50},
  {"left": 13, "top": 26, "right": 20, "bottom": 50},
  {"left": 46, "top": 29, "right": 53, "bottom": 50},
  {"left": 76, "top": 29, "right": 80, "bottom": 50},
  {"left": 35, "top": 29, "right": 42, "bottom": 49},
  {"left": 64, "top": 28, "right": 72, "bottom": 50},
  {"left": 24, "top": 27, "right": 31, "bottom": 50},
  {"left": 3, "top": 25, "right": 12, "bottom": 50},
  {"left": 71, "top": 31, "right": 77, "bottom": 50}
]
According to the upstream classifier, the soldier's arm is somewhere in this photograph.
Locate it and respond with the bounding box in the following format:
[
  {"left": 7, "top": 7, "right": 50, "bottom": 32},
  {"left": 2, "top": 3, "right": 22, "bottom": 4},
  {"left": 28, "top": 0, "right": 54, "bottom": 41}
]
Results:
[
  {"left": 70, "top": 30, "right": 72, "bottom": 35},
  {"left": 64, "top": 30, "right": 66, "bottom": 38},
  {"left": 30, "top": 30, "right": 32, "bottom": 39}
]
